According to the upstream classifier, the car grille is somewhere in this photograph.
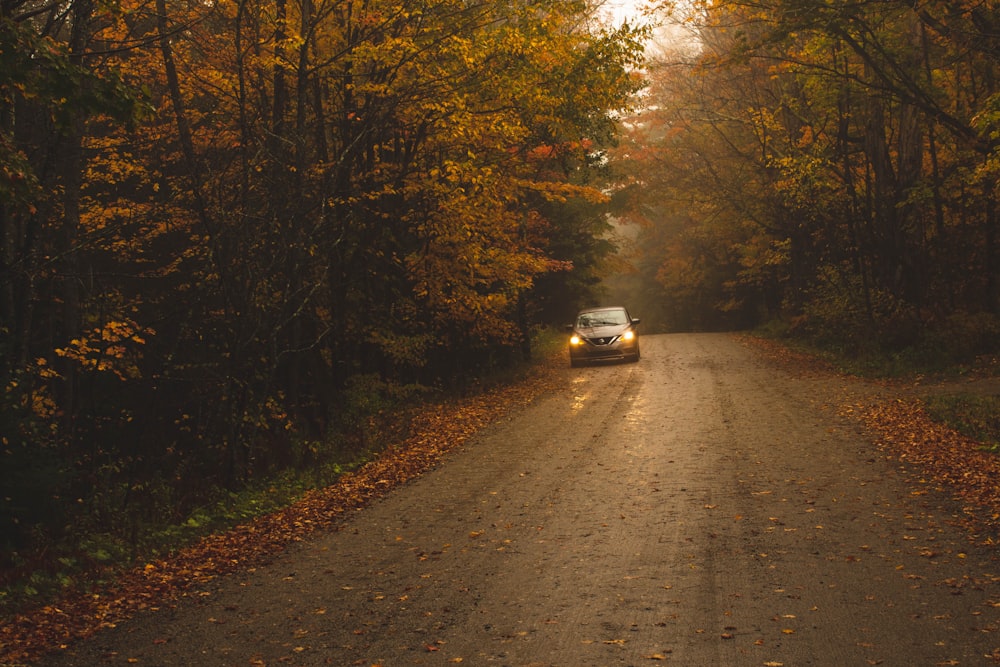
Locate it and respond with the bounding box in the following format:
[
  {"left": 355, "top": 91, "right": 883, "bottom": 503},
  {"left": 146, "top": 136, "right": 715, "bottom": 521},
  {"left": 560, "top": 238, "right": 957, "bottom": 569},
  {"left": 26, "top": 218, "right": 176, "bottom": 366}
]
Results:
[{"left": 587, "top": 336, "right": 619, "bottom": 346}]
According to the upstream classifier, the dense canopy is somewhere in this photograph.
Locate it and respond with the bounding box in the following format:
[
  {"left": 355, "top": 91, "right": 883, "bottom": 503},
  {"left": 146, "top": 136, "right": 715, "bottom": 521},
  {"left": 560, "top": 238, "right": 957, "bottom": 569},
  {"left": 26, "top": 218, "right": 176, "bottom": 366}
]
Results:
[{"left": 0, "top": 0, "right": 645, "bottom": 574}]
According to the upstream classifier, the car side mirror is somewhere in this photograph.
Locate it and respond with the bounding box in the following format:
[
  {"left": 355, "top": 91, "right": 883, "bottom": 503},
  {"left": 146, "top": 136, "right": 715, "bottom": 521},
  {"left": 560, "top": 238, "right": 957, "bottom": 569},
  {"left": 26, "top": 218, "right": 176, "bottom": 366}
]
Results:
[{"left": 631, "top": 318, "right": 641, "bottom": 325}]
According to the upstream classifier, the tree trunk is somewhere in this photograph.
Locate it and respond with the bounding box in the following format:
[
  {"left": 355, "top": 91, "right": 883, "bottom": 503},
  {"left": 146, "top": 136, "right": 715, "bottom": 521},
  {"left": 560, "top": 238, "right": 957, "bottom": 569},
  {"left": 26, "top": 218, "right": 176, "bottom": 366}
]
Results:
[
  {"left": 986, "top": 178, "right": 999, "bottom": 315},
  {"left": 57, "top": 0, "right": 99, "bottom": 436}
]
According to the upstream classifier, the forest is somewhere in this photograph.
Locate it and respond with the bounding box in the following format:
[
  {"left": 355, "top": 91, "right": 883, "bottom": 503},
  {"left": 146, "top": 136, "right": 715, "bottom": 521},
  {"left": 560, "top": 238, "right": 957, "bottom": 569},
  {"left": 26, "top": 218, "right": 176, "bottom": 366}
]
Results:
[
  {"left": 3, "top": 0, "right": 1000, "bottom": 608},
  {"left": 620, "top": 0, "right": 1000, "bottom": 357},
  {"left": 0, "top": 0, "right": 647, "bottom": 596}
]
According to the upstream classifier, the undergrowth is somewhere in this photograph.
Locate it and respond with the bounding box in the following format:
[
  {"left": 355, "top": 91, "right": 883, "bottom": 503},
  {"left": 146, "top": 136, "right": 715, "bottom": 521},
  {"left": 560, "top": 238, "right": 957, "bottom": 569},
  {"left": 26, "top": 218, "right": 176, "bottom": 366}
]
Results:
[
  {"left": 1, "top": 329, "right": 565, "bottom": 618},
  {"left": 925, "top": 394, "right": 1000, "bottom": 452},
  {"left": 758, "top": 312, "right": 1000, "bottom": 380},
  {"left": 0, "top": 450, "right": 374, "bottom": 616}
]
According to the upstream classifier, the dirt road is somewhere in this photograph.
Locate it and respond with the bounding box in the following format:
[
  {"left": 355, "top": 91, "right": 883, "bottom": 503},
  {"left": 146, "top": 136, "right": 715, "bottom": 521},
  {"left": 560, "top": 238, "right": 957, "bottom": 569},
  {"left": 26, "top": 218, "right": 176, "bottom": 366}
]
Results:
[{"left": 42, "top": 334, "right": 1000, "bottom": 666}]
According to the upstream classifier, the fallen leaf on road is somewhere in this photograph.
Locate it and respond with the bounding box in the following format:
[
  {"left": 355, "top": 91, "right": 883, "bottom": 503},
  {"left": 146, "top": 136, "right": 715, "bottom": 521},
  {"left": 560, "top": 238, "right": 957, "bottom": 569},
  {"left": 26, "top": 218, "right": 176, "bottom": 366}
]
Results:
[{"left": 859, "top": 399, "right": 1000, "bottom": 539}]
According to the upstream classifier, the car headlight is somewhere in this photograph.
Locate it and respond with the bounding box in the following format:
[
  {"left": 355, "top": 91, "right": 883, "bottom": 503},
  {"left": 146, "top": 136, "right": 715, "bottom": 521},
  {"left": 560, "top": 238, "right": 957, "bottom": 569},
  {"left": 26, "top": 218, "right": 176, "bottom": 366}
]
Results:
[
  {"left": 570, "top": 335, "right": 582, "bottom": 345},
  {"left": 622, "top": 330, "right": 635, "bottom": 341}
]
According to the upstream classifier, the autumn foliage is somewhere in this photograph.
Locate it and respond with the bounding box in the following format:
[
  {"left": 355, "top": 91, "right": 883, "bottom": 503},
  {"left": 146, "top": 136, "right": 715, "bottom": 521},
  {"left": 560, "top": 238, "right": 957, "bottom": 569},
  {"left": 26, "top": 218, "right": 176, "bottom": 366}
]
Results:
[
  {"left": 615, "top": 0, "right": 1000, "bottom": 358},
  {"left": 0, "top": 0, "right": 645, "bottom": 601}
]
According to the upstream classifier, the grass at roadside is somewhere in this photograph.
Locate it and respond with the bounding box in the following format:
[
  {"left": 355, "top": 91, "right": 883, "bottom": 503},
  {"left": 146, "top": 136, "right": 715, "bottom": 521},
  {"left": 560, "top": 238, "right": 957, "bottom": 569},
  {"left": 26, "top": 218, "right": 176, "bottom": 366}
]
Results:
[
  {"left": 925, "top": 394, "right": 1000, "bottom": 453},
  {"left": 0, "top": 443, "right": 379, "bottom": 618}
]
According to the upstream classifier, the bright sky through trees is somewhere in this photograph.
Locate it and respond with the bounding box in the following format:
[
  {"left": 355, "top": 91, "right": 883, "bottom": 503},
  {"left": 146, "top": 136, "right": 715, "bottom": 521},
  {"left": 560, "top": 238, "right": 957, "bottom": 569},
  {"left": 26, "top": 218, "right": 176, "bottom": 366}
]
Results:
[
  {"left": 601, "top": 0, "right": 654, "bottom": 28},
  {"left": 599, "top": 0, "right": 687, "bottom": 57}
]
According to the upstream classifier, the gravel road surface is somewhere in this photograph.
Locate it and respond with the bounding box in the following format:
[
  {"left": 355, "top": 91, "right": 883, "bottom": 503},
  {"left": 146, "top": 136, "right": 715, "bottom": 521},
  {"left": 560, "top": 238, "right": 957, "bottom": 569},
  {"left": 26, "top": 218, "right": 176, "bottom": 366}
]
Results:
[{"left": 41, "top": 333, "right": 1000, "bottom": 666}]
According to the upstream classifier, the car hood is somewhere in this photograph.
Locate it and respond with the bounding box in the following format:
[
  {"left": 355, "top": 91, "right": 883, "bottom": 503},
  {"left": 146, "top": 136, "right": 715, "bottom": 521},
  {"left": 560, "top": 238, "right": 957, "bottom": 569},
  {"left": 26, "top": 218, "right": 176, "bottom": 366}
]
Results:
[{"left": 575, "top": 323, "right": 631, "bottom": 338}]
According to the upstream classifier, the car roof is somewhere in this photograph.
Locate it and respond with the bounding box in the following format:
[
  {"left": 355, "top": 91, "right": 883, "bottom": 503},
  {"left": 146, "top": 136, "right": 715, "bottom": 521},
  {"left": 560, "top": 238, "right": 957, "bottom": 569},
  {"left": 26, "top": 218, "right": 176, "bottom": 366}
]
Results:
[{"left": 577, "top": 306, "right": 627, "bottom": 314}]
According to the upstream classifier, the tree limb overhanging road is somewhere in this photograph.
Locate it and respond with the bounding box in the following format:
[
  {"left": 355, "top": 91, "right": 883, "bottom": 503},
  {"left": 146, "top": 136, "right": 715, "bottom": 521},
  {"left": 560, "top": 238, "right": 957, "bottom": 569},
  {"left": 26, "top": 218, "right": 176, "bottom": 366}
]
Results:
[{"left": 40, "top": 334, "right": 1000, "bottom": 666}]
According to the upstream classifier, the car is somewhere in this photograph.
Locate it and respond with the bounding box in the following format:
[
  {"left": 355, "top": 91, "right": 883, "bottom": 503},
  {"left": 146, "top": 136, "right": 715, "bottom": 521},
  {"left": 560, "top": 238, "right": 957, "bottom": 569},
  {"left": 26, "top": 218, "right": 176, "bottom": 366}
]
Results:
[{"left": 566, "top": 306, "right": 641, "bottom": 367}]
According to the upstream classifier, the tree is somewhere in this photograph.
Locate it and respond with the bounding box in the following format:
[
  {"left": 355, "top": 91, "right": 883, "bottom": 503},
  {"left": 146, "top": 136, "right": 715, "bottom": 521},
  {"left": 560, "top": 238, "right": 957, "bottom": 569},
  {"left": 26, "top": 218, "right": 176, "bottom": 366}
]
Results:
[
  {"left": 616, "top": 0, "right": 1000, "bottom": 352},
  {"left": 0, "top": 0, "right": 647, "bottom": 569}
]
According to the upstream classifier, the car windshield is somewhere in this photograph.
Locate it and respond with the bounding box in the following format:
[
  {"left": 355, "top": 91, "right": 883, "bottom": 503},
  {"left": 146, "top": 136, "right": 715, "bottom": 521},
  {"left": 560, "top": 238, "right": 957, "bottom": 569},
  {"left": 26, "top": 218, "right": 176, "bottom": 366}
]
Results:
[{"left": 577, "top": 310, "right": 627, "bottom": 327}]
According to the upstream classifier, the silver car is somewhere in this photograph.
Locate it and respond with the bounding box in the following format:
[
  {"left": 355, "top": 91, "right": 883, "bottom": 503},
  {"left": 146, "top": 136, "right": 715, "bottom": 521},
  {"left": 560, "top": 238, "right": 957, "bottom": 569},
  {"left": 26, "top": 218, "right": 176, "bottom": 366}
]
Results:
[{"left": 567, "top": 306, "right": 641, "bottom": 366}]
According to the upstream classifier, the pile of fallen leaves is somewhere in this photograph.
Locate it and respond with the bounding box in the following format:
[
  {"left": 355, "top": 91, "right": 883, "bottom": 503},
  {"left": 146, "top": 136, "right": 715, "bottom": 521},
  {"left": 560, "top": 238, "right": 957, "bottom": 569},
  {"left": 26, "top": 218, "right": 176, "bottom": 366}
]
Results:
[
  {"left": 860, "top": 398, "right": 1000, "bottom": 542},
  {"left": 0, "top": 355, "right": 565, "bottom": 666}
]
